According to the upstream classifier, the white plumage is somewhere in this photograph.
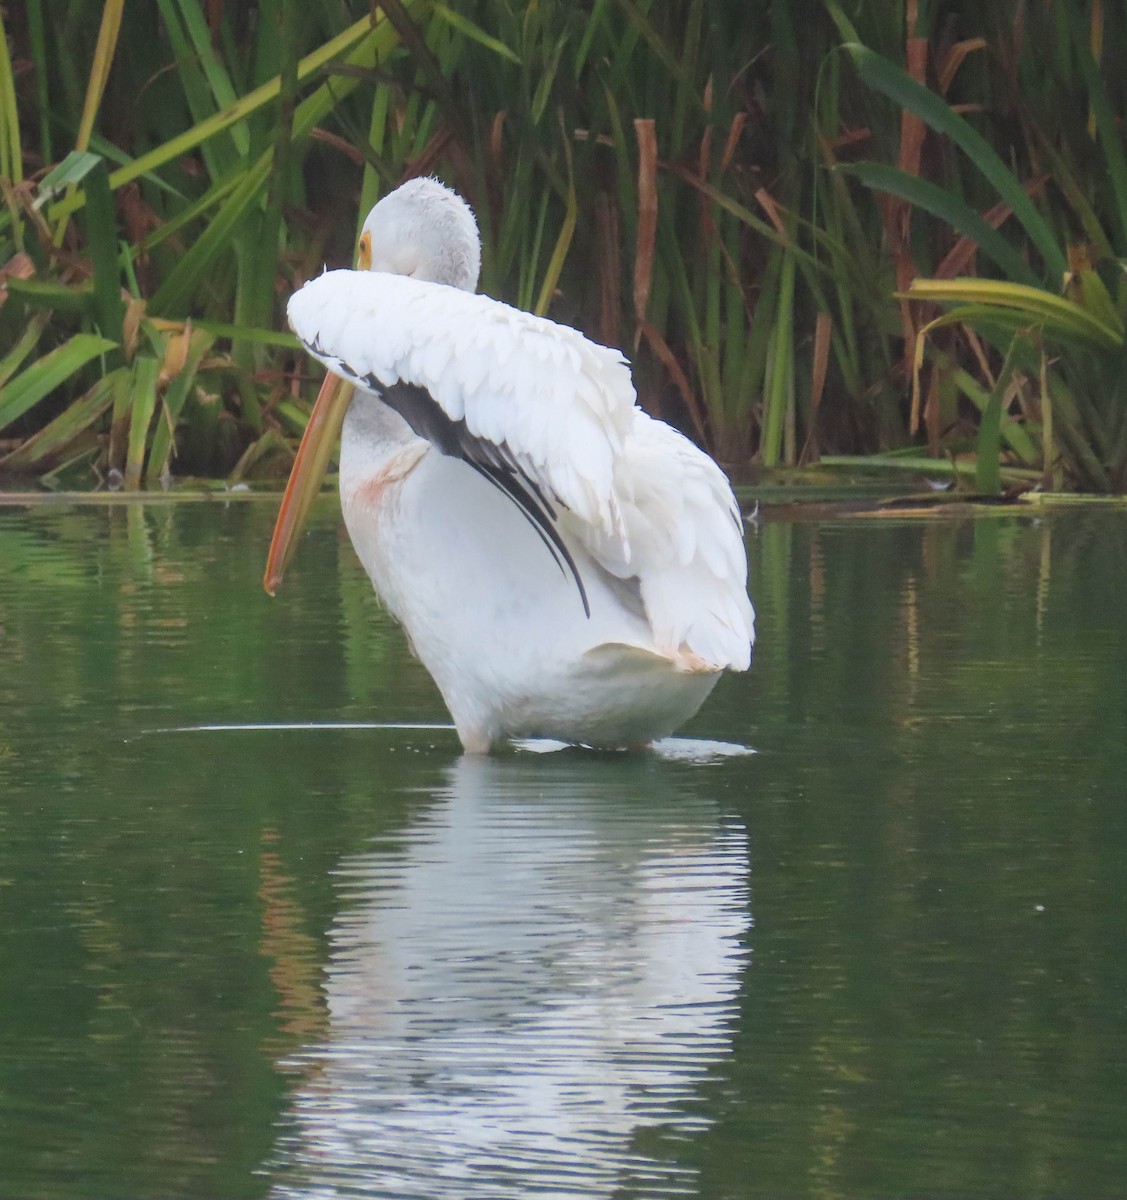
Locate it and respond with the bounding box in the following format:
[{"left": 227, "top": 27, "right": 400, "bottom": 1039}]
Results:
[
  {"left": 288, "top": 271, "right": 631, "bottom": 539},
  {"left": 270, "top": 177, "right": 754, "bottom": 752}
]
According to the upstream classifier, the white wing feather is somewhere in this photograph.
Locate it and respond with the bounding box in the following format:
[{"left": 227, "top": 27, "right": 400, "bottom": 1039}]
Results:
[
  {"left": 288, "top": 270, "right": 633, "bottom": 541},
  {"left": 568, "top": 411, "right": 755, "bottom": 671},
  {"left": 289, "top": 269, "right": 753, "bottom": 672}
]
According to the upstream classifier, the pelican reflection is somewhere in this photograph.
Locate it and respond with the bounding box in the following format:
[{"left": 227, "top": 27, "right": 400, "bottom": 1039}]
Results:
[{"left": 268, "top": 752, "right": 751, "bottom": 1198}]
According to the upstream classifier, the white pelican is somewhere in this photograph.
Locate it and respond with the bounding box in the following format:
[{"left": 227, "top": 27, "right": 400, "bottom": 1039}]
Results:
[{"left": 265, "top": 178, "right": 754, "bottom": 753}]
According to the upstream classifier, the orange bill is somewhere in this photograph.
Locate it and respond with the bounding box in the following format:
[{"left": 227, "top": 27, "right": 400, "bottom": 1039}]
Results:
[{"left": 263, "top": 372, "right": 354, "bottom": 596}]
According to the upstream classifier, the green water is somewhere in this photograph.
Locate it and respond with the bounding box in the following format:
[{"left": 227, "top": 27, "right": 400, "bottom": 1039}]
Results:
[{"left": 0, "top": 497, "right": 1124, "bottom": 1199}]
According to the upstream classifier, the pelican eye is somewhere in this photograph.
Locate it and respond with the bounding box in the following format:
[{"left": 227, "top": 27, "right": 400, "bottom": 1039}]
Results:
[{"left": 357, "top": 231, "right": 372, "bottom": 270}]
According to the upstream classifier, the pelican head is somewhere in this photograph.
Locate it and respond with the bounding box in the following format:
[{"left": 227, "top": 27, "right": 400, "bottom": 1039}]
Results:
[
  {"left": 265, "top": 177, "right": 481, "bottom": 596},
  {"left": 356, "top": 177, "right": 480, "bottom": 293}
]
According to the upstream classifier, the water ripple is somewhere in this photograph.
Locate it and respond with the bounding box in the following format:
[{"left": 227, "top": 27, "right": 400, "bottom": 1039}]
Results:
[{"left": 267, "top": 755, "right": 750, "bottom": 1198}]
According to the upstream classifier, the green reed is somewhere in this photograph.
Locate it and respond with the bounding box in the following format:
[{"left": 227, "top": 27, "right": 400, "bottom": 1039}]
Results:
[{"left": 0, "top": 1, "right": 1125, "bottom": 491}]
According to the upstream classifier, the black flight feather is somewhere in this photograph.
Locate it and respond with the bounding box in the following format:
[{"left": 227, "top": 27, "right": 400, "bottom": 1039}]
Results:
[
  {"left": 304, "top": 335, "right": 591, "bottom": 618},
  {"left": 373, "top": 377, "right": 591, "bottom": 619}
]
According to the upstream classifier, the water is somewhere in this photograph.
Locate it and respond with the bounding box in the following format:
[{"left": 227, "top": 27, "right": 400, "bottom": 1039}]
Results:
[{"left": 1, "top": 496, "right": 1125, "bottom": 1198}]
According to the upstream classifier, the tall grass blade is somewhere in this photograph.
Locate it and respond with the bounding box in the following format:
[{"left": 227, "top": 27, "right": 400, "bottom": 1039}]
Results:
[
  {"left": 952, "top": 367, "right": 1038, "bottom": 462},
  {"left": 822, "top": 0, "right": 860, "bottom": 47},
  {"left": 432, "top": 4, "right": 521, "bottom": 63},
  {"left": 0, "top": 7, "right": 21, "bottom": 185},
  {"left": 24, "top": 0, "right": 49, "bottom": 165},
  {"left": 846, "top": 43, "right": 1068, "bottom": 282},
  {"left": 155, "top": 0, "right": 236, "bottom": 180},
  {"left": 909, "top": 278, "right": 1124, "bottom": 349},
  {"left": 1, "top": 372, "right": 120, "bottom": 469},
  {"left": 533, "top": 126, "right": 577, "bottom": 317},
  {"left": 613, "top": 0, "right": 703, "bottom": 113},
  {"left": 83, "top": 159, "right": 125, "bottom": 346},
  {"left": 820, "top": 454, "right": 1041, "bottom": 484},
  {"left": 762, "top": 248, "right": 796, "bottom": 468},
  {"left": 632, "top": 118, "right": 657, "bottom": 347},
  {"left": 33, "top": 151, "right": 104, "bottom": 210},
  {"left": 233, "top": 0, "right": 301, "bottom": 373},
  {"left": 1075, "top": 40, "right": 1127, "bottom": 255},
  {"left": 72, "top": 0, "right": 125, "bottom": 156},
  {"left": 0, "top": 334, "right": 117, "bottom": 431},
  {"left": 146, "top": 329, "right": 215, "bottom": 481},
  {"left": 1040, "top": 351, "right": 1057, "bottom": 489},
  {"left": 5, "top": 277, "right": 96, "bottom": 316},
  {"left": 147, "top": 156, "right": 270, "bottom": 315},
  {"left": 803, "top": 311, "right": 832, "bottom": 462},
  {"left": 53, "top": 0, "right": 125, "bottom": 245},
  {"left": 167, "top": 0, "right": 249, "bottom": 156},
  {"left": 0, "top": 312, "right": 50, "bottom": 391},
  {"left": 975, "top": 343, "right": 1020, "bottom": 494},
  {"left": 842, "top": 162, "right": 1039, "bottom": 286},
  {"left": 124, "top": 356, "right": 162, "bottom": 487}
]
